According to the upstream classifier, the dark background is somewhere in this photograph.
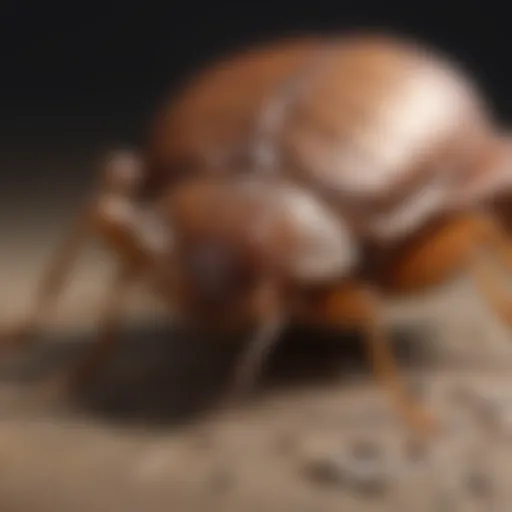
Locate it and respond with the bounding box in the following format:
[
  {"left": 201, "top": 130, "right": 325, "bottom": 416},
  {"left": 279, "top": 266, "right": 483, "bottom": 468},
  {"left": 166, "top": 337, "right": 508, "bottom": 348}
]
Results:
[{"left": 0, "top": 0, "right": 509, "bottom": 202}]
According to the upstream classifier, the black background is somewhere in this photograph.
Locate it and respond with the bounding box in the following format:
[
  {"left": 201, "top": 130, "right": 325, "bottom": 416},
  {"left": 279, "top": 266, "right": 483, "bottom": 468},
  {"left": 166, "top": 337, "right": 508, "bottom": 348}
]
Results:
[{"left": 0, "top": 0, "right": 510, "bottom": 186}]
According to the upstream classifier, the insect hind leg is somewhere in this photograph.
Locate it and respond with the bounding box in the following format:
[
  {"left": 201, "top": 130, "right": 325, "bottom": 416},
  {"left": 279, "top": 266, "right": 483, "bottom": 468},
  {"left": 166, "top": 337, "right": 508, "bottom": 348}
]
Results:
[{"left": 379, "top": 212, "right": 512, "bottom": 331}]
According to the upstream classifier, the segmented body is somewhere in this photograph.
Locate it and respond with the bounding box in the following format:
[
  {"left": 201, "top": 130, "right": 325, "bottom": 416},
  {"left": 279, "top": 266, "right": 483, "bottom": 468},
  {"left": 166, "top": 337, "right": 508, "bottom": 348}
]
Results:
[{"left": 143, "top": 33, "right": 499, "bottom": 244}]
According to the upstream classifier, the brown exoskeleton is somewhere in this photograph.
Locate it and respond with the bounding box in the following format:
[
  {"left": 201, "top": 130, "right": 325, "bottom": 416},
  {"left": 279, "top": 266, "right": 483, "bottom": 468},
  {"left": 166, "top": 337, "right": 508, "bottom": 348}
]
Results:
[
  {"left": 3, "top": 165, "right": 441, "bottom": 434},
  {"left": 4, "top": 159, "right": 512, "bottom": 440},
  {"left": 142, "top": 30, "right": 512, "bottom": 325},
  {"left": 141, "top": 30, "right": 512, "bottom": 332},
  {"left": 5, "top": 32, "right": 512, "bottom": 438}
]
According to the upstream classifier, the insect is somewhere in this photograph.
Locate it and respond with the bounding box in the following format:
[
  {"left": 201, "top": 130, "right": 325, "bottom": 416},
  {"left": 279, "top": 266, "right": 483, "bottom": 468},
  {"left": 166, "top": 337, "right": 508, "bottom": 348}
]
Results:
[
  {"left": 4, "top": 32, "right": 512, "bottom": 437},
  {"left": 449, "top": 132, "right": 512, "bottom": 229}
]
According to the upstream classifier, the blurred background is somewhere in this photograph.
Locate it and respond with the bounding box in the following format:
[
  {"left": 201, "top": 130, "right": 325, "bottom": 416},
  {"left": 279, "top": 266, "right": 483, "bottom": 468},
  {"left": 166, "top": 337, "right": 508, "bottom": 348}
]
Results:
[
  {"left": 2, "top": 1, "right": 512, "bottom": 511},
  {"left": 1, "top": 0, "right": 511, "bottom": 219},
  {"left": 2, "top": 0, "right": 512, "bottom": 204}
]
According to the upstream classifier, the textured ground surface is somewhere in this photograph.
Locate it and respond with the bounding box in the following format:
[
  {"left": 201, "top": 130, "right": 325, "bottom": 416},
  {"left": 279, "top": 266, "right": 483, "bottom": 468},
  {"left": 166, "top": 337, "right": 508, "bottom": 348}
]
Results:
[{"left": 3, "top": 166, "right": 512, "bottom": 511}]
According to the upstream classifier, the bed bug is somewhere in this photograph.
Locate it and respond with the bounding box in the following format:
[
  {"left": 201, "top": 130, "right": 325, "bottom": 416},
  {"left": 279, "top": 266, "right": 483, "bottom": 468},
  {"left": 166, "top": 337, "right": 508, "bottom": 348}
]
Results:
[
  {"left": 4, "top": 32, "right": 512, "bottom": 437},
  {"left": 448, "top": 132, "right": 512, "bottom": 230}
]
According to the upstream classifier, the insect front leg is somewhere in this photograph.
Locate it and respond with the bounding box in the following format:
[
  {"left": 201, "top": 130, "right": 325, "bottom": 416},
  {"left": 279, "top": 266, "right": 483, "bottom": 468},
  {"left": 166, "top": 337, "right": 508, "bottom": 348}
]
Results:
[
  {"left": 0, "top": 150, "right": 145, "bottom": 354},
  {"left": 222, "top": 279, "right": 288, "bottom": 406},
  {"left": 64, "top": 263, "right": 139, "bottom": 392},
  {"left": 0, "top": 211, "right": 94, "bottom": 353},
  {"left": 320, "top": 281, "right": 438, "bottom": 438},
  {"left": 30, "top": 263, "right": 141, "bottom": 407}
]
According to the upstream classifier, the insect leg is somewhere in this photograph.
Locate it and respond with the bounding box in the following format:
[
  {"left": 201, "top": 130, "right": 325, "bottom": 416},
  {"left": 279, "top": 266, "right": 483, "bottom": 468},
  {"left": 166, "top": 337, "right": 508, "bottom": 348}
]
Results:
[
  {"left": 466, "top": 217, "right": 512, "bottom": 327},
  {"left": 382, "top": 213, "right": 512, "bottom": 329},
  {"left": 0, "top": 210, "right": 93, "bottom": 352},
  {"left": 68, "top": 264, "right": 138, "bottom": 390},
  {"left": 222, "top": 279, "right": 287, "bottom": 405},
  {"left": 47, "top": 263, "right": 139, "bottom": 394},
  {"left": 1, "top": 150, "right": 146, "bottom": 353},
  {"left": 323, "top": 284, "right": 438, "bottom": 438}
]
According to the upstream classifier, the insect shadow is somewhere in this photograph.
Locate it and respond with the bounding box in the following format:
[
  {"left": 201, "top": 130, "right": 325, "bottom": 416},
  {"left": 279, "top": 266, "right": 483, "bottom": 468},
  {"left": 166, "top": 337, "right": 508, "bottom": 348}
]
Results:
[{"left": 0, "top": 320, "right": 432, "bottom": 429}]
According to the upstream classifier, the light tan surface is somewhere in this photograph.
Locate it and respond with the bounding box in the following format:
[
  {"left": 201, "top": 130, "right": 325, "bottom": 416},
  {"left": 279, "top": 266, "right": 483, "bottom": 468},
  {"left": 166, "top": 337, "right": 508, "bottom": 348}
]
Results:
[{"left": 3, "top": 186, "right": 512, "bottom": 511}]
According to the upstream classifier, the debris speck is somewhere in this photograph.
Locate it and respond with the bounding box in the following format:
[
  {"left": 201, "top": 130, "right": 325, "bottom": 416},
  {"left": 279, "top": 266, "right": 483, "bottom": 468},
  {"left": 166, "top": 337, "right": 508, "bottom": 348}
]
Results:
[
  {"left": 347, "top": 441, "right": 389, "bottom": 496},
  {"left": 302, "top": 453, "right": 346, "bottom": 486},
  {"left": 301, "top": 439, "right": 389, "bottom": 496},
  {"left": 465, "top": 468, "right": 492, "bottom": 499}
]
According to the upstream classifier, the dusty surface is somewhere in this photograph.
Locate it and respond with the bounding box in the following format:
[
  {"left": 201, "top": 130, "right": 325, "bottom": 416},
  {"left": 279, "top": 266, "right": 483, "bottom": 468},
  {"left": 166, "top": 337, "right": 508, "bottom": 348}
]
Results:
[{"left": 3, "top": 186, "right": 512, "bottom": 511}]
